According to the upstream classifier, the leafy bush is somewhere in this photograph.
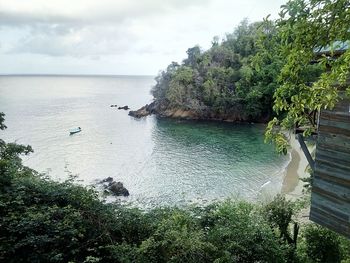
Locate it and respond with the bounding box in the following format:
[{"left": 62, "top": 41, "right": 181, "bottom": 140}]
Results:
[
  {"left": 139, "top": 210, "right": 215, "bottom": 263},
  {"left": 203, "top": 201, "right": 288, "bottom": 263},
  {"left": 302, "top": 224, "right": 342, "bottom": 263},
  {"left": 263, "top": 195, "right": 298, "bottom": 245}
]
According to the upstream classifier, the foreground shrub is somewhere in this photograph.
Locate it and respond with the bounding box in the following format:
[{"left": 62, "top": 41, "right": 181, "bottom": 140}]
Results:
[
  {"left": 203, "top": 201, "right": 288, "bottom": 263},
  {"left": 139, "top": 210, "right": 215, "bottom": 262},
  {"left": 303, "top": 224, "right": 341, "bottom": 263}
]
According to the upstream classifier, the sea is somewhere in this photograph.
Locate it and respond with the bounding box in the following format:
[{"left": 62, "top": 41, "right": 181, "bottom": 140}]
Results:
[{"left": 0, "top": 75, "right": 289, "bottom": 208}]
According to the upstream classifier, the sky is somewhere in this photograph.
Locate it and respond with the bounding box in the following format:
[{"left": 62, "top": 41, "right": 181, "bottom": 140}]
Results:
[{"left": 0, "top": 0, "right": 286, "bottom": 76}]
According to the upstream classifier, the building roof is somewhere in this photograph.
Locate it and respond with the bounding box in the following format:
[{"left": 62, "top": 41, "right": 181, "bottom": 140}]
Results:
[{"left": 314, "top": 41, "right": 349, "bottom": 56}]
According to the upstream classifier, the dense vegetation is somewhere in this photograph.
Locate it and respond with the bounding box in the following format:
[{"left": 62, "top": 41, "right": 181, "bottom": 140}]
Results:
[
  {"left": 1, "top": 112, "right": 350, "bottom": 262},
  {"left": 151, "top": 19, "right": 283, "bottom": 122},
  {"left": 265, "top": 0, "right": 350, "bottom": 152}
]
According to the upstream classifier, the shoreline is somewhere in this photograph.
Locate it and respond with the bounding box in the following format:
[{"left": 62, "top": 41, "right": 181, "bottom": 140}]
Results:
[
  {"left": 129, "top": 102, "right": 270, "bottom": 123},
  {"left": 282, "top": 134, "right": 311, "bottom": 200},
  {"left": 131, "top": 107, "right": 309, "bottom": 202}
]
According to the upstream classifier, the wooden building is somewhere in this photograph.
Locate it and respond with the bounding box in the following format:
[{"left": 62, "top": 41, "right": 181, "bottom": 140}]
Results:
[
  {"left": 309, "top": 92, "right": 350, "bottom": 238},
  {"left": 295, "top": 43, "right": 350, "bottom": 238}
]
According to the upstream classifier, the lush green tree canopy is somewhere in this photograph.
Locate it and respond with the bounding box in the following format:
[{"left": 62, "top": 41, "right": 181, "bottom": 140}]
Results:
[
  {"left": 265, "top": 0, "right": 350, "bottom": 153},
  {"left": 151, "top": 19, "right": 283, "bottom": 122}
]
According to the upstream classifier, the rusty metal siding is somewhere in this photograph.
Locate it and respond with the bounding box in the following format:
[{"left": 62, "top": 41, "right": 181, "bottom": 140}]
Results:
[{"left": 310, "top": 97, "right": 350, "bottom": 238}]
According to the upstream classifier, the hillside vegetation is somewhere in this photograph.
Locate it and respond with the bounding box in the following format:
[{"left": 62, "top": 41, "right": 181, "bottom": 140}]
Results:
[{"left": 149, "top": 19, "right": 284, "bottom": 122}]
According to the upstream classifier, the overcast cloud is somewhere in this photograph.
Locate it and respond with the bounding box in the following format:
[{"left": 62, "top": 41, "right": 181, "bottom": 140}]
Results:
[{"left": 0, "top": 0, "right": 286, "bottom": 75}]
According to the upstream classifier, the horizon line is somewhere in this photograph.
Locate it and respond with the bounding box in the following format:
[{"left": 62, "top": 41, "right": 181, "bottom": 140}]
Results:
[{"left": 0, "top": 73, "right": 155, "bottom": 77}]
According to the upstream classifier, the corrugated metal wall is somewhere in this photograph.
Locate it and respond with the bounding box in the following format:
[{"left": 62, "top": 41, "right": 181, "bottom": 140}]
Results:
[{"left": 310, "top": 97, "right": 350, "bottom": 238}]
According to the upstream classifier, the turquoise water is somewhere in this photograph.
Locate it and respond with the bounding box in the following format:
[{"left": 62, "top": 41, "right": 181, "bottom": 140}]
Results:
[{"left": 0, "top": 75, "right": 289, "bottom": 207}]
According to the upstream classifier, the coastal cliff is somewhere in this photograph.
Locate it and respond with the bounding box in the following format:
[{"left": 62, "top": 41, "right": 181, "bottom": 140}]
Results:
[
  {"left": 130, "top": 20, "right": 281, "bottom": 123},
  {"left": 129, "top": 100, "right": 270, "bottom": 122}
]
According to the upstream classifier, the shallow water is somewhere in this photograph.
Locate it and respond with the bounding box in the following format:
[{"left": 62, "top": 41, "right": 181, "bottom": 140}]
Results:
[{"left": 0, "top": 75, "right": 289, "bottom": 207}]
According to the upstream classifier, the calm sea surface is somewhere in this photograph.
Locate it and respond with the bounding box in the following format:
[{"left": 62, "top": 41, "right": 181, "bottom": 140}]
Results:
[{"left": 0, "top": 75, "right": 289, "bottom": 207}]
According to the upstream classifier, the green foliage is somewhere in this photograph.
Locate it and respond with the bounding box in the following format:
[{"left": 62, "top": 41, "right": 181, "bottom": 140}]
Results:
[
  {"left": 1, "top": 173, "right": 116, "bottom": 262},
  {"left": 139, "top": 210, "right": 214, "bottom": 263},
  {"left": 152, "top": 19, "right": 283, "bottom": 121},
  {"left": 266, "top": 0, "right": 350, "bottom": 152},
  {"left": 302, "top": 224, "right": 350, "bottom": 263},
  {"left": 263, "top": 194, "right": 299, "bottom": 257},
  {"left": 203, "top": 201, "right": 288, "bottom": 263},
  {"left": 301, "top": 224, "right": 342, "bottom": 263},
  {"left": 0, "top": 113, "right": 34, "bottom": 188}
]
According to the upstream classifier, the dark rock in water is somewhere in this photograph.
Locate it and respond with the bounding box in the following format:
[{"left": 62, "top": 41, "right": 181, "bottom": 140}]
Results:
[
  {"left": 98, "top": 177, "right": 129, "bottom": 196},
  {"left": 129, "top": 102, "right": 157, "bottom": 118},
  {"left": 118, "top": 105, "right": 130, "bottom": 110},
  {"left": 129, "top": 106, "right": 149, "bottom": 118},
  {"left": 108, "top": 181, "right": 129, "bottom": 196},
  {"left": 101, "top": 177, "right": 114, "bottom": 183}
]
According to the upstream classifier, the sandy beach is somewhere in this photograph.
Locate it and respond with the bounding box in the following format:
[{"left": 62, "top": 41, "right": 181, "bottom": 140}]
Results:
[{"left": 282, "top": 134, "right": 312, "bottom": 200}]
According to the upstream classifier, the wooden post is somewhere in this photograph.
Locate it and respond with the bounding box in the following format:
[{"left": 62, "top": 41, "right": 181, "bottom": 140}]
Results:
[{"left": 297, "top": 133, "right": 315, "bottom": 171}]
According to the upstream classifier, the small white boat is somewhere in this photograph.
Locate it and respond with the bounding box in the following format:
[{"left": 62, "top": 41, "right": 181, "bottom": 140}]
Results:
[{"left": 69, "top": 127, "right": 81, "bottom": 135}]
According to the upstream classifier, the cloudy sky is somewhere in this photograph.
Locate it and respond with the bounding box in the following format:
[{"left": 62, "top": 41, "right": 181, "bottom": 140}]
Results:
[{"left": 0, "top": 0, "right": 286, "bottom": 75}]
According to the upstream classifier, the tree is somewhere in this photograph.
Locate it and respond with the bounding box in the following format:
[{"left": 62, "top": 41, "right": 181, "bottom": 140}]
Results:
[
  {"left": 151, "top": 20, "right": 281, "bottom": 122},
  {"left": 303, "top": 224, "right": 342, "bottom": 263},
  {"left": 265, "top": 0, "right": 350, "bottom": 153},
  {"left": 184, "top": 46, "right": 201, "bottom": 68},
  {"left": 151, "top": 62, "right": 180, "bottom": 100}
]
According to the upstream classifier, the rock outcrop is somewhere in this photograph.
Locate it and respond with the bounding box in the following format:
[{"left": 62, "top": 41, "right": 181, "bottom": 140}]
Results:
[
  {"left": 129, "top": 103, "right": 154, "bottom": 118},
  {"left": 101, "top": 176, "right": 113, "bottom": 183},
  {"left": 128, "top": 101, "right": 168, "bottom": 118},
  {"left": 99, "top": 177, "right": 129, "bottom": 196},
  {"left": 108, "top": 181, "right": 129, "bottom": 196},
  {"left": 128, "top": 100, "right": 268, "bottom": 123},
  {"left": 118, "top": 106, "right": 130, "bottom": 110}
]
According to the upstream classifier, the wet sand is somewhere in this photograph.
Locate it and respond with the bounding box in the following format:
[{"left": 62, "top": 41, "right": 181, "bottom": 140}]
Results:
[
  {"left": 281, "top": 148, "right": 301, "bottom": 194},
  {"left": 282, "top": 136, "right": 311, "bottom": 200}
]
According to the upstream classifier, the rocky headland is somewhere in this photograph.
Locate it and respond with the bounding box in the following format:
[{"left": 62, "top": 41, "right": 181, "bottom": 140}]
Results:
[{"left": 129, "top": 100, "right": 269, "bottom": 123}]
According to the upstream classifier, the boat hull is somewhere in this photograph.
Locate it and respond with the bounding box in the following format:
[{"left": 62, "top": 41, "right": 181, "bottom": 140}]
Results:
[{"left": 69, "top": 128, "right": 81, "bottom": 135}]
